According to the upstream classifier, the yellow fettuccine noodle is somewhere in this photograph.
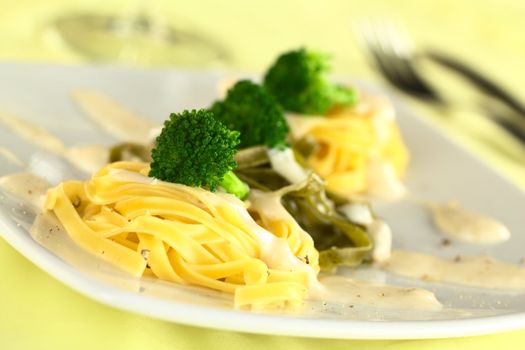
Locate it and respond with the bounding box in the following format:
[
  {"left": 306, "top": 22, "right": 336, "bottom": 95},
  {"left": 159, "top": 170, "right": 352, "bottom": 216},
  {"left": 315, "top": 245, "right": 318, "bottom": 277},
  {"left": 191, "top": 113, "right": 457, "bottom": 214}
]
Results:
[
  {"left": 287, "top": 94, "right": 409, "bottom": 197},
  {"left": 44, "top": 161, "right": 318, "bottom": 308},
  {"left": 247, "top": 192, "right": 320, "bottom": 275}
]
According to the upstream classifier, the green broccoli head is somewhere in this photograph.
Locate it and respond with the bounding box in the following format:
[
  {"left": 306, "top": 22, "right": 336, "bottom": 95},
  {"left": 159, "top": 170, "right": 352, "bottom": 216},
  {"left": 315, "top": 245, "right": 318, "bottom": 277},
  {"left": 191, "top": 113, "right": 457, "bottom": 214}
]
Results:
[
  {"left": 149, "top": 109, "right": 249, "bottom": 198},
  {"left": 263, "top": 47, "right": 358, "bottom": 115},
  {"left": 210, "top": 80, "right": 289, "bottom": 149}
]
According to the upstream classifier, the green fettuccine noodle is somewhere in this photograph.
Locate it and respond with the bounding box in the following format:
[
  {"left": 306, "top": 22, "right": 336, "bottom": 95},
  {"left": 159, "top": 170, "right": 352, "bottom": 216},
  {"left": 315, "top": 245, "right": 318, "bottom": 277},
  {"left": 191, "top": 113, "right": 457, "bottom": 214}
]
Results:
[{"left": 235, "top": 146, "right": 372, "bottom": 270}]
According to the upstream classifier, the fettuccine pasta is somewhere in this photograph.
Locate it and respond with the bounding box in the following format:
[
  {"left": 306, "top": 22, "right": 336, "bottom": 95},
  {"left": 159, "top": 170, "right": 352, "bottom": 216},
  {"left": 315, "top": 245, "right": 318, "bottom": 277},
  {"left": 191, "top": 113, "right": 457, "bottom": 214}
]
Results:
[
  {"left": 247, "top": 190, "right": 320, "bottom": 273},
  {"left": 44, "top": 162, "right": 319, "bottom": 309},
  {"left": 287, "top": 94, "right": 409, "bottom": 197}
]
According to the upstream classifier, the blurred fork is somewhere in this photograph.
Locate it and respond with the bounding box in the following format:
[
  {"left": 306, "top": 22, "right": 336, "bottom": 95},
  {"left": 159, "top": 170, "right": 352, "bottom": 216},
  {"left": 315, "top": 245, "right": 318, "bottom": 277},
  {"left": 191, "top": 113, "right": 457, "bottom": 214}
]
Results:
[
  {"left": 357, "top": 20, "right": 443, "bottom": 102},
  {"left": 356, "top": 20, "right": 525, "bottom": 143}
]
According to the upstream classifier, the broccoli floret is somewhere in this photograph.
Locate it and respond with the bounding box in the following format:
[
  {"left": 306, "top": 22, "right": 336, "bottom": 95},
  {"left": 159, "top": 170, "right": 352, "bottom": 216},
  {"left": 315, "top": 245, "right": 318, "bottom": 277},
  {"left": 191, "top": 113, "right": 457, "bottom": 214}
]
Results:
[
  {"left": 210, "top": 80, "right": 289, "bottom": 149},
  {"left": 263, "top": 48, "right": 358, "bottom": 115},
  {"left": 149, "top": 109, "right": 249, "bottom": 199}
]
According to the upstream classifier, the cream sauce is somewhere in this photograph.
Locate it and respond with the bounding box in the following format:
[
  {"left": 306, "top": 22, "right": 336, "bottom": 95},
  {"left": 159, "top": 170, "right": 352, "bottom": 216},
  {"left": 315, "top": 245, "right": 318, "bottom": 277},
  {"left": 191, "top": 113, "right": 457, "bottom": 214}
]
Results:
[
  {"left": 0, "top": 112, "right": 67, "bottom": 155},
  {"left": 0, "top": 147, "right": 24, "bottom": 166},
  {"left": 248, "top": 189, "right": 315, "bottom": 252},
  {"left": 72, "top": 89, "right": 155, "bottom": 143},
  {"left": 312, "top": 275, "right": 442, "bottom": 311},
  {"left": 366, "top": 157, "right": 406, "bottom": 200},
  {"left": 338, "top": 202, "right": 373, "bottom": 226},
  {"left": 428, "top": 202, "right": 510, "bottom": 244},
  {"left": 267, "top": 147, "right": 308, "bottom": 184},
  {"left": 383, "top": 250, "right": 525, "bottom": 290},
  {"left": 243, "top": 189, "right": 322, "bottom": 292},
  {"left": 65, "top": 145, "right": 110, "bottom": 175},
  {"left": 338, "top": 203, "right": 392, "bottom": 263},
  {"left": 0, "top": 112, "right": 110, "bottom": 175},
  {"left": 371, "top": 100, "right": 396, "bottom": 143},
  {"left": 367, "top": 219, "right": 392, "bottom": 263},
  {"left": 0, "top": 172, "right": 52, "bottom": 208}
]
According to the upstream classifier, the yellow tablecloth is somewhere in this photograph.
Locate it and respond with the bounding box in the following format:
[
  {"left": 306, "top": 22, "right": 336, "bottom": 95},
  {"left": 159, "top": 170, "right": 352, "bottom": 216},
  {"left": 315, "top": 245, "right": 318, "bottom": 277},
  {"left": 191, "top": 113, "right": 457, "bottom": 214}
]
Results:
[{"left": 1, "top": 0, "right": 525, "bottom": 349}]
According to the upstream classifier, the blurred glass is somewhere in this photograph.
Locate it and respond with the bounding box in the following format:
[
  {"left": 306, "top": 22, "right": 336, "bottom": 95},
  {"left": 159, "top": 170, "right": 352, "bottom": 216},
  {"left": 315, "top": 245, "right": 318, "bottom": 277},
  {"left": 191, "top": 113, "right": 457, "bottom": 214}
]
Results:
[{"left": 49, "top": 3, "right": 230, "bottom": 66}]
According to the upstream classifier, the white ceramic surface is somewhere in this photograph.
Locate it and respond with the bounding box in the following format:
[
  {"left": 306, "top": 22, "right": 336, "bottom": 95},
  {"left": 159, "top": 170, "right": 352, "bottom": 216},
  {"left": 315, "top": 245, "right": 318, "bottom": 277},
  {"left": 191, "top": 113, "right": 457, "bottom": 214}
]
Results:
[{"left": 0, "top": 63, "right": 524, "bottom": 339}]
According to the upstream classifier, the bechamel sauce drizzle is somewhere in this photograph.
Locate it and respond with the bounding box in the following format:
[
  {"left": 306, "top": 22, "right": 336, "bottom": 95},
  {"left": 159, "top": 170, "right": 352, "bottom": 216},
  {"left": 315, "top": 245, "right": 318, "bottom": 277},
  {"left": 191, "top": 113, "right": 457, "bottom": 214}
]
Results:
[
  {"left": 0, "top": 112, "right": 67, "bottom": 155},
  {"left": 428, "top": 202, "right": 510, "bottom": 244},
  {"left": 0, "top": 147, "right": 25, "bottom": 166},
  {"left": 0, "top": 112, "right": 109, "bottom": 175},
  {"left": 65, "top": 145, "right": 109, "bottom": 174},
  {"left": 72, "top": 89, "right": 155, "bottom": 143},
  {"left": 311, "top": 275, "right": 442, "bottom": 311},
  {"left": 0, "top": 172, "right": 51, "bottom": 208},
  {"left": 366, "top": 157, "right": 406, "bottom": 201},
  {"left": 383, "top": 250, "right": 525, "bottom": 290},
  {"left": 244, "top": 189, "right": 323, "bottom": 292}
]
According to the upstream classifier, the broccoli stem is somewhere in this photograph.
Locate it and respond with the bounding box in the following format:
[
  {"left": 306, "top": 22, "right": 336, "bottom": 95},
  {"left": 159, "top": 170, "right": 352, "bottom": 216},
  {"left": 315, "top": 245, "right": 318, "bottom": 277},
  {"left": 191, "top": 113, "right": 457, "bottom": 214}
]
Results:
[{"left": 220, "top": 171, "right": 249, "bottom": 199}]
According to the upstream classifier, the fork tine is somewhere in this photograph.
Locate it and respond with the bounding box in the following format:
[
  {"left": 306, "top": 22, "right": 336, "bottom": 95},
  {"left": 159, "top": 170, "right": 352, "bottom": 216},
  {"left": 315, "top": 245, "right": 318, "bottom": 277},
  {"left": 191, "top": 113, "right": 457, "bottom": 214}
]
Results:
[
  {"left": 356, "top": 19, "right": 442, "bottom": 101},
  {"left": 356, "top": 20, "right": 405, "bottom": 87},
  {"left": 367, "top": 20, "right": 432, "bottom": 94},
  {"left": 377, "top": 21, "right": 428, "bottom": 92},
  {"left": 357, "top": 21, "right": 409, "bottom": 88}
]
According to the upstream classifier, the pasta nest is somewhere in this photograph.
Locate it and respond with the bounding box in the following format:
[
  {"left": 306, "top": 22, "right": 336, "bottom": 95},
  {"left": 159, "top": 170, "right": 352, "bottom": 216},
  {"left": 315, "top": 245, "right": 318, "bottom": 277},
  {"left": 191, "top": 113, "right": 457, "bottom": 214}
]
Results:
[
  {"left": 45, "top": 161, "right": 319, "bottom": 309},
  {"left": 287, "top": 94, "right": 409, "bottom": 197}
]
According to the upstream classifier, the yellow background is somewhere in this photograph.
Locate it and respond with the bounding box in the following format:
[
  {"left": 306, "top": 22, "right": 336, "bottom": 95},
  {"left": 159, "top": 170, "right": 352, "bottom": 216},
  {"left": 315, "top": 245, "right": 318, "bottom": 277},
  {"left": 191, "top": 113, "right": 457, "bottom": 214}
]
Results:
[{"left": 1, "top": 0, "right": 525, "bottom": 349}]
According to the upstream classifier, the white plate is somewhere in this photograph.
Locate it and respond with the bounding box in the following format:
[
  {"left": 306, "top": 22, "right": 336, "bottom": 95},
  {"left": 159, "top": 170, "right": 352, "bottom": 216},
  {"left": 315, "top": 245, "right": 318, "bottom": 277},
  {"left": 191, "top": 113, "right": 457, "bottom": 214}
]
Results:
[{"left": 0, "top": 63, "right": 524, "bottom": 339}]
